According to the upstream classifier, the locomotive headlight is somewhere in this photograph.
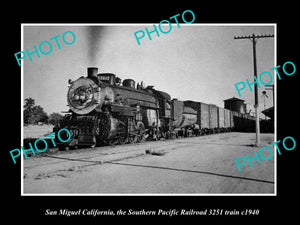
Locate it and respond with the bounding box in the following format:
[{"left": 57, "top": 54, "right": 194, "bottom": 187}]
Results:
[{"left": 67, "top": 77, "right": 99, "bottom": 114}]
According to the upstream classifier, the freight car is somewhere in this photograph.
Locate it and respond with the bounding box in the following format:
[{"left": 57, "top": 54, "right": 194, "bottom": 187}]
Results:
[
  {"left": 231, "top": 111, "right": 256, "bottom": 132},
  {"left": 54, "top": 67, "right": 257, "bottom": 150},
  {"left": 184, "top": 101, "right": 235, "bottom": 135}
]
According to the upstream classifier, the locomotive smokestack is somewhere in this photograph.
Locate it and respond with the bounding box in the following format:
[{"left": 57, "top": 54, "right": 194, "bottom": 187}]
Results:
[{"left": 87, "top": 67, "right": 98, "bottom": 79}]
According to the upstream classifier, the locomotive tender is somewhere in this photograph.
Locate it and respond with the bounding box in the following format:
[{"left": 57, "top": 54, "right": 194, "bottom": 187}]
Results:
[{"left": 54, "top": 67, "right": 256, "bottom": 150}]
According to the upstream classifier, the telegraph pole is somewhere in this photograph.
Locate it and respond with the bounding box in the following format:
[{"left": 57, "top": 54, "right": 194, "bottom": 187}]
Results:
[{"left": 234, "top": 33, "right": 274, "bottom": 146}]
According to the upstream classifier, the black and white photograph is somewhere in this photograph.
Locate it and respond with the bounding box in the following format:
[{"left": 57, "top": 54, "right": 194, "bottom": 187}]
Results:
[
  {"left": 20, "top": 23, "right": 276, "bottom": 195},
  {"left": 5, "top": 5, "right": 298, "bottom": 224}
]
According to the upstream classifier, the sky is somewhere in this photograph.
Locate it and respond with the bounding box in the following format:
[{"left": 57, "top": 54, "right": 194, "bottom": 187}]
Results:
[{"left": 23, "top": 24, "right": 275, "bottom": 118}]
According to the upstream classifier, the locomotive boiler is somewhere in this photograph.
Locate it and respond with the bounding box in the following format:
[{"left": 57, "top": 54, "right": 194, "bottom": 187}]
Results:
[{"left": 55, "top": 67, "right": 178, "bottom": 149}]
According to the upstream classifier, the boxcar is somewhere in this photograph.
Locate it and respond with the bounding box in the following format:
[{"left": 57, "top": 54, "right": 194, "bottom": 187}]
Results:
[
  {"left": 218, "top": 107, "right": 225, "bottom": 132},
  {"left": 232, "top": 111, "right": 242, "bottom": 131},
  {"left": 209, "top": 104, "right": 218, "bottom": 133},
  {"left": 224, "top": 108, "right": 232, "bottom": 131},
  {"left": 184, "top": 101, "right": 210, "bottom": 134}
]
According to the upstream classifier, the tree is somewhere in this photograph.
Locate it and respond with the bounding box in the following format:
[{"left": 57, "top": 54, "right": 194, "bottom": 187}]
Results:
[
  {"left": 23, "top": 97, "right": 48, "bottom": 125},
  {"left": 24, "top": 97, "right": 35, "bottom": 125},
  {"left": 48, "top": 112, "right": 64, "bottom": 125},
  {"left": 30, "top": 105, "right": 48, "bottom": 124}
]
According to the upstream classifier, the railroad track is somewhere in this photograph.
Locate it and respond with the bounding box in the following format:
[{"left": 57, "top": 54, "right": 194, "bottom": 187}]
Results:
[
  {"left": 24, "top": 132, "right": 243, "bottom": 171},
  {"left": 23, "top": 139, "right": 194, "bottom": 170}
]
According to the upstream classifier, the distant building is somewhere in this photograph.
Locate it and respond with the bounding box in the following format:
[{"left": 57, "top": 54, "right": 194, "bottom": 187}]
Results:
[
  {"left": 261, "top": 106, "right": 274, "bottom": 121},
  {"left": 224, "top": 97, "right": 247, "bottom": 114}
]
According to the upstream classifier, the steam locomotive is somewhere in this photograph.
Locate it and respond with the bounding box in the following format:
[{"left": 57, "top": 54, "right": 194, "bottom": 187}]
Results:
[{"left": 54, "top": 67, "right": 257, "bottom": 150}]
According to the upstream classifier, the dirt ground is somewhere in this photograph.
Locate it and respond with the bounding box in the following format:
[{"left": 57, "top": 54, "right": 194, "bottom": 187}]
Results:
[
  {"left": 23, "top": 132, "right": 275, "bottom": 195},
  {"left": 23, "top": 125, "right": 54, "bottom": 139}
]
